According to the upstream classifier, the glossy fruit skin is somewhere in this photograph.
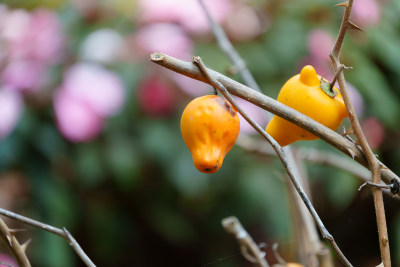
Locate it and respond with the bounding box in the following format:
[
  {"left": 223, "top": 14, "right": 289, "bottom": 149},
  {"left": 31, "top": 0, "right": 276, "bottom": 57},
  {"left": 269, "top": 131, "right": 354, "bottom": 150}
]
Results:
[
  {"left": 181, "top": 95, "right": 240, "bottom": 173},
  {"left": 266, "top": 65, "right": 348, "bottom": 146}
]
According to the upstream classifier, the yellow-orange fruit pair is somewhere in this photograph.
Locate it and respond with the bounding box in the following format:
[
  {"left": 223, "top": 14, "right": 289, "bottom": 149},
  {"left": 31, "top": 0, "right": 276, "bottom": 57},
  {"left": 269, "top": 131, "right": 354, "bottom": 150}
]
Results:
[
  {"left": 181, "top": 95, "right": 240, "bottom": 173},
  {"left": 266, "top": 65, "right": 348, "bottom": 146}
]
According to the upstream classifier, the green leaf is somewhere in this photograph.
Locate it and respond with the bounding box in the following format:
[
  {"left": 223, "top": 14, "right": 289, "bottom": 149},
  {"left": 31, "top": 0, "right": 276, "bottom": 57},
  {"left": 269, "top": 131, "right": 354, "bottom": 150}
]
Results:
[{"left": 320, "top": 78, "right": 338, "bottom": 97}]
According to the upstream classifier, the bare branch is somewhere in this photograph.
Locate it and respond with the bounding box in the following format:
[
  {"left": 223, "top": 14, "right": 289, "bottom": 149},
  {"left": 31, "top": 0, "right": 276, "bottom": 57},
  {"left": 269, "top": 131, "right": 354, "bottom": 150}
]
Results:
[
  {"left": 192, "top": 56, "right": 352, "bottom": 266},
  {"left": 0, "top": 208, "right": 96, "bottom": 267},
  {"left": 222, "top": 216, "right": 269, "bottom": 267},
  {"left": 150, "top": 52, "right": 400, "bottom": 192},
  {"left": 329, "top": 1, "right": 391, "bottom": 265}
]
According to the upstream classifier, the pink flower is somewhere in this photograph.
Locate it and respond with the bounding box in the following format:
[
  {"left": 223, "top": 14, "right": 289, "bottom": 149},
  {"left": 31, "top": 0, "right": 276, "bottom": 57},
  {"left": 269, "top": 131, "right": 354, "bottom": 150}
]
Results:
[
  {"left": 352, "top": 0, "right": 381, "bottom": 27},
  {"left": 0, "top": 253, "right": 17, "bottom": 267},
  {"left": 54, "top": 62, "right": 125, "bottom": 142},
  {"left": 0, "top": 87, "right": 23, "bottom": 139},
  {"left": 62, "top": 63, "right": 125, "bottom": 117},
  {"left": 225, "top": 5, "right": 263, "bottom": 41},
  {"left": 235, "top": 97, "right": 267, "bottom": 135},
  {"left": 137, "top": 77, "right": 175, "bottom": 116},
  {"left": 137, "top": 0, "right": 232, "bottom": 35},
  {"left": 134, "top": 23, "right": 193, "bottom": 60},
  {"left": 54, "top": 90, "right": 102, "bottom": 143},
  {"left": 2, "top": 59, "right": 47, "bottom": 92},
  {"left": 307, "top": 29, "right": 334, "bottom": 62},
  {"left": 170, "top": 73, "right": 210, "bottom": 97},
  {"left": 347, "top": 83, "right": 364, "bottom": 117},
  {"left": 3, "top": 9, "right": 64, "bottom": 64},
  {"left": 79, "top": 28, "right": 124, "bottom": 64},
  {"left": 361, "top": 117, "right": 385, "bottom": 149}
]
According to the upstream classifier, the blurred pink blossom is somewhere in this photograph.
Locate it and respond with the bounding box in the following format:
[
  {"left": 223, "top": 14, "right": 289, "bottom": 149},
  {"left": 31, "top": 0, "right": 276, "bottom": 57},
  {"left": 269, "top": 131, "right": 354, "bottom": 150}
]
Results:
[
  {"left": 347, "top": 83, "right": 365, "bottom": 117},
  {"left": 54, "top": 90, "right": 103, "bottom": 143},
  {"left": 307, "top": 29, "right": 334, "bottom": 62},
  {"left": 137, "top": 0, "right": 232, "bottom": 34},
  {"left": 79, "top": 28, "right": 124, "bottom": 64},
  {"left": 0, "top": 87, "right": 23, "bottom": 139},
  {"left": 352, "top": 0, "right": 381, "bottom": 27},
  {"left": 361, "top": 117, "right": 385, "bottom": 149},
  {"left": 137, "top": 77, "right": 175, "bottom": 116},
  {"left": 54, "top": 63, "right": 125, "bottom": 142},
  {"left": 134, "top": 23, "right": 193, "bottom": 60},
  {"left": 235, "top": 97, "right": 268, "bottom": 135},
  {"left": 225, "top": 5, "right": 263, "bottom": 41},
  {"left": 0, "top": 253, "right": 17, "bottom": 267},
  {"left": 2, "top": 9, "right": 64, "bottom": 64},
  {"left": 171, "top": 73, "right": 210, "bottom": 97},
  {"left": 62, "top": 63, "right": 125, "bottom": 117},
  {"left": 2, "top": 59, "right": 47, "bottom": 91}
]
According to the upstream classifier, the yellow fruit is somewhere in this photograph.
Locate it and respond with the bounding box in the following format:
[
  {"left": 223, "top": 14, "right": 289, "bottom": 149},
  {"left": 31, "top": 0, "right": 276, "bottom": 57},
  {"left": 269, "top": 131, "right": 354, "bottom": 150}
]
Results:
[
  {"left": 180, "top": 95, "right": 240, "bottom": 173},
  {"left": 266, "top": 65, "right": 348, "bottom": 146},
  {"left": 287, "top": 263, "right": 305, "bottom": 267}
]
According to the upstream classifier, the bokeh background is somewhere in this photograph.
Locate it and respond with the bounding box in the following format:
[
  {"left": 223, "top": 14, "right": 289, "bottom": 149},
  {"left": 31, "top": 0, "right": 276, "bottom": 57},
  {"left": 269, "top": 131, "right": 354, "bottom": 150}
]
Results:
[{"left": 0, "top": 0, "right": 400, "bottom": 266}]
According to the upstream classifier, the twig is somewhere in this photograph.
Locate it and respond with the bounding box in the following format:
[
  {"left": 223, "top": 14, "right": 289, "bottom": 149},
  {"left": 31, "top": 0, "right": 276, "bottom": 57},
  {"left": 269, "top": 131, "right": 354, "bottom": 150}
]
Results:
[
  {"left": 222, "top": 216, "right": 269, "bottom": 267},
  {"left": 0, "top": 217, "right": 31, "bottom": 267},
  {"left": 150, "top": 52, "right": 400, "bottom": 192},
  {"left": 198, "top": 0, "right": 261, "bottom": 92},
  {"left": 329, "top": 1, "right": 391, "bottom": 265},
  {"left": 0, "top": 208, "right": 96, "bottom": 267},
  {"left": 237, "top": 135, "right": 370, "bottom": 182},
  {"left": 192, "top": 56, "right": 352, "bottom": 266}
]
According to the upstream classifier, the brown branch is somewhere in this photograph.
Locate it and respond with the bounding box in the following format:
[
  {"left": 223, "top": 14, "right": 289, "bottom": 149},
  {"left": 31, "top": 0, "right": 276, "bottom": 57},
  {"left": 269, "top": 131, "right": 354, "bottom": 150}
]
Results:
[
  {"left": 0, "top": 218, "right": 30, "bottom": 267},
  {"left": 150, "top": 52, "right": 400, "bottom": 192},
  {"left": 329, "top": 1, "right": 391, "bottom": 265},
  {"left": 192, "top": 56, "right": 352, "bottom": 266},
  {"left": 0, "top": 208, "right": 96, "bottom": 267},
  {"left": 222, "top": 216, "right": 269, "bottom": 267}
]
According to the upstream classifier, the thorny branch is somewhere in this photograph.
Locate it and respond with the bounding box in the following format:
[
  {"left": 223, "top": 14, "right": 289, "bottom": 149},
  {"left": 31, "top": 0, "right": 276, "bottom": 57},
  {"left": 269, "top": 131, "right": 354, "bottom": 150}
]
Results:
[
  {"left": 0, "top": 208, "right": 96, "bottom": 267},
  {"left": 150, "top": 52, "right": 400, "bottom": 194},
  {"left": 0, "top": 217, "right": 30, "bottom": 267},
  {"left": 329, "top": 1, "right": 391, "bottom": 265},
  {"left": 192, "top": 56, "right": 352, "bottom": 266}
]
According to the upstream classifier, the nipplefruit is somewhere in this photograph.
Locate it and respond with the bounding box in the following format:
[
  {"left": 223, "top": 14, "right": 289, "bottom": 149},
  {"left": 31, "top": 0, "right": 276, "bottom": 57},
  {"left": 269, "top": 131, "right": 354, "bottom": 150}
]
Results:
[
  {"left": 266, "top": 65, "right": 348, "bottom": 146},
  {"left": 180, "top": 95, "right": 240, "bottom": 173}
]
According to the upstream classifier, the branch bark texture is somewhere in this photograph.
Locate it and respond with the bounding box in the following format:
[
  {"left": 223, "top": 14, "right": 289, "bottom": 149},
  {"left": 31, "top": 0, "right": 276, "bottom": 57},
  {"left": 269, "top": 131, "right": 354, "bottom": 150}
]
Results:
[{"left": 329, "top": 1, "right": 391, "bottom": 265}]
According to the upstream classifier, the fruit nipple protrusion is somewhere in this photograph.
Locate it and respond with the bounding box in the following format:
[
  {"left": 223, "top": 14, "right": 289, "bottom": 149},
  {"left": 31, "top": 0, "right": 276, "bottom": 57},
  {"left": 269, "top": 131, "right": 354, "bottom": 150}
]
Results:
[{"left": 299, "top": 65, "right": 319, "bottom": 87}]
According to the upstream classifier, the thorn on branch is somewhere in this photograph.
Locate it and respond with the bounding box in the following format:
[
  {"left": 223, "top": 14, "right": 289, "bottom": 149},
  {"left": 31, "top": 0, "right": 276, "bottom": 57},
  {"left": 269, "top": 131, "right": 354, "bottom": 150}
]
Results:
[
  {"left": 348, "top": 21, "right": 364, "bottom": 32},
  {"left": 342, "top": 126, "right": 354, "bottom": 136},
  {"left": 21, "top": 239, "right": 31, "bottom": 252},
  {"left": 9, "top": 229, "right": 26, "bottom": 236},
  {"left": 335, "top": 1, "right": 349, "bottom": 8}
]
